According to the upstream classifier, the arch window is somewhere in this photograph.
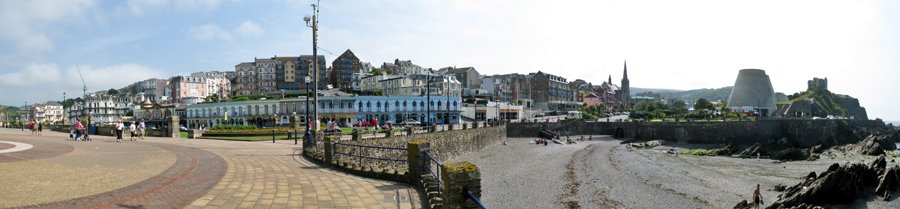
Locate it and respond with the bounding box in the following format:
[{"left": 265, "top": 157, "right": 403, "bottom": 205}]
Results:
[{"left": 264, "top": 105, "right": 269, "bottom": 115}]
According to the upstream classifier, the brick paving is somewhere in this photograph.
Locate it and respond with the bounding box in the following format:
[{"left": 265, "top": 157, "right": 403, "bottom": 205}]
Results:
[
  {"left": 0, "top": 128, "right": 423, "bottom": 209},
  {"left": 0, "top": 139, "right": 73, "bottom": 162}
]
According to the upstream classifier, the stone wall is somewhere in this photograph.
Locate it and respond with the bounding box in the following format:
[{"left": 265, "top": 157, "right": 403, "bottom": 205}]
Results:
[
  {"left": 508, "top": 119, "right": 887, "bottom": 148},
  {"left": 341, "top": 124, "right": 507, "bottom": 162}
]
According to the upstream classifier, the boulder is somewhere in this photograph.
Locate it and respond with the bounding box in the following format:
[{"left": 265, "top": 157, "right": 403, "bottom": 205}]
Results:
[
  {"left": 767, "top": 157, "right": 900, "bottom": 209},
  {"left": 733, "top": 200, "right": 753, "bottom": 209},
  {"left": 875, "top": 165, "right": 900, "bottom": 200},
  {"left": 773, "top": 184, "right": 787, "bottom": 192},
  {"left": 854, "top": 133, "right": 898, "bottom": 155}
]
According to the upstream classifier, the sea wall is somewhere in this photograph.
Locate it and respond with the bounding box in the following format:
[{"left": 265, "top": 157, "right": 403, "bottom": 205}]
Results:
[{"left": 508, "top": 119, "right": 886, "bottom": 148}]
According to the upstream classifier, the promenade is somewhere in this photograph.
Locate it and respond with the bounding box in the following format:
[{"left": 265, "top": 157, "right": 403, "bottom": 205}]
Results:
[{"left": 0, "top": 128, "right": 420, "bottom": 209}]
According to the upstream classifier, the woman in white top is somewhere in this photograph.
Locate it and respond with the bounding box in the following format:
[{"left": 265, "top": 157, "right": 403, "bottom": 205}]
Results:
[{"left": 129, "top": 123, "right": 137, "bottom": 141}]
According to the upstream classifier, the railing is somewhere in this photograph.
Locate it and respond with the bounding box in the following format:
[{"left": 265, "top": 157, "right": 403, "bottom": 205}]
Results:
[
  {"left": 333, "top": 142, "right": 408, "bottom": 172},
  {"left": 465, "top": 189, "right": 488, "bottom": 209},
  {"left": 423, "top": 152, "right": 443, "bottom": 196}
]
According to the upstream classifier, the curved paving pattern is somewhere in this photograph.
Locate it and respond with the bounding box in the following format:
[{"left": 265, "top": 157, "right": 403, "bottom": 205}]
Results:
[
  {"left": 0, "top": 139, "right": 73, "bottom": 162},
  {"left": 23, "top": 142, "right": 227, "bottom": 209},
  {"left": 1, "top": 128, "right": 422, "bottom": 209}
]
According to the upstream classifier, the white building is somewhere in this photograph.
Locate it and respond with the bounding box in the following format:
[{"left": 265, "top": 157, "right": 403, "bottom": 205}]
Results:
[
  {"left": 191, "top": 71, "right": 233, "bottom": 100},
  {"left": 68, "top": 95, "right": 135, "bottom": 125},
  {"left": 32, "top": 101, "right": 64, "bottom": 124},
  {"left": 376, "top": 74, "right": 462, "bottom": 97}
]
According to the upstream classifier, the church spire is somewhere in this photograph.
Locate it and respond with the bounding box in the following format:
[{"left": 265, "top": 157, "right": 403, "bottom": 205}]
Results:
[{"left": 623, "top": 60, "right": 628, "bottom": 80}]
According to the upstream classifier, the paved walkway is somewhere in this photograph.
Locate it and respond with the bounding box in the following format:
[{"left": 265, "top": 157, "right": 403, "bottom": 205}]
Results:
[{"left": 0, "top": 128, "right": 421, "bottom": 209}]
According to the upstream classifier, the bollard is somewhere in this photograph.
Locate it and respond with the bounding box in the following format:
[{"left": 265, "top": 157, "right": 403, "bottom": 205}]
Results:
[
  {"left": 294, "top": 130, "right": 298, "bottom": 145},
  {"left": 272, "top": 130, "right": 276, "bottom": 143}
]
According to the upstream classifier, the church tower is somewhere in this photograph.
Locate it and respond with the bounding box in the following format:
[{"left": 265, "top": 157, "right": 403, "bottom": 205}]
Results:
[{"left": 621, "top": 60, "right": 630, "bottom": 107}]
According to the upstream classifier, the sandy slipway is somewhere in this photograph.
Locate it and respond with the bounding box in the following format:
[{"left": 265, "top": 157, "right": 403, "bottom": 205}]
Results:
[{"left": 453, "top": 136, "right": 900, "bottom": 209}]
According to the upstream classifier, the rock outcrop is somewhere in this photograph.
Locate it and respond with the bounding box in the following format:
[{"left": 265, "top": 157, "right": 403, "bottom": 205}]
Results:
[
  {"left": 853, "top": 134, "right": 898, "bottom": 156},
  {"left": 765, "top": 156, "right": 899, "bottom": 209}
]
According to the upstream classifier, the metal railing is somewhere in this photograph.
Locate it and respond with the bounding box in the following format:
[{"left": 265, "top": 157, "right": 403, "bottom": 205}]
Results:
[
  {"left": 423, "top": 152, "right": 443, "bottom": 196},
  {"left": 465, "top": 189, "right": 488, "bottom": 209},
  {"left": 333, "top": 142, "right": 408, "bottom": 172}
]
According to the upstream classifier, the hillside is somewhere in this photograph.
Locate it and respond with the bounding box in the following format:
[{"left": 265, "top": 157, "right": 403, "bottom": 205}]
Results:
[
  {"left": 632, "top": 86, "right": 733, "bottom": 103},
  {"left": 780, "top": 89, "right": 868, "bottom": 120}
]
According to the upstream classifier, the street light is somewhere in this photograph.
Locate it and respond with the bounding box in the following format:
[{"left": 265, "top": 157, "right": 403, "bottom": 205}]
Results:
[
  {"left": 63, "top": 92, "right": 66, "bottom": 125},
  {"left": 304, "top": 75, "right": 311, "bottom": 135},
  {"left": 304, "top": 0, "right": 321, "bottom": 132}
]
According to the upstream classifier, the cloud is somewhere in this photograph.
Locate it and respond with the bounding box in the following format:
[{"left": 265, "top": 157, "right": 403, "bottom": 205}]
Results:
[
  {"left": 0, "top": 0, "right": 97, "bottom": 54},
  {"left": 189, "top": 20, "right": 265, "bottom": 41},
  {"left": 0, "top": 63, "right": 62, "bottom": 86},
  {"left": 235, "top": 21, "right": 265, "bottom": 37},
  {"left": 70, "top": 63, "right": 166, "bottom": 92},
  {"left": 121, "top": 0, "right": 226, "bottom": 16},
  {"left": 189, "top": 24, "right": 234, "bottom": 41}
]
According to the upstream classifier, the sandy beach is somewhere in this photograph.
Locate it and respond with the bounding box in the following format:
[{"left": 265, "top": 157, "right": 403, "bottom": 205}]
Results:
[{"left": 453, "top": 136, "right": 900, "bottom": 209}]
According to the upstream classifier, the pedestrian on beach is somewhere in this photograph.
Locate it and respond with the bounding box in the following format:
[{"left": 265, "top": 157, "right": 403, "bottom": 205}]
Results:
[
  {"left": 139, "top": 119, "right": 146, "bottom": 140},
  {"left": 115, "top": 121, "right": 124, "bottom": 143},
  {"left": 129, "top": 122, "right": 136, "bottom": 141},
  {"left": 753, "top": 184, "right": 763, "bottom": 208}
]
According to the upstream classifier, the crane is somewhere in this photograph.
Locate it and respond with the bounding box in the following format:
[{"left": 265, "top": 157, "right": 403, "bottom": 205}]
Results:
[{"left": 76, "top": 65, "right": 86, "bottom": 98}]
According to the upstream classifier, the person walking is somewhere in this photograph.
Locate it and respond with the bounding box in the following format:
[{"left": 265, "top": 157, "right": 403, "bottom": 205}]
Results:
[
  {"left": 29, "top": 120, "right": 35, "bottom": 135},
  {"left": 753, "top": 184, "right": 763, "bottom": 209},
  {"left": 129, "top": 122, "right": 137, "bottom": 141},
  {"left": 139, "top": 119, "right": 145, "bottom": 140},
  {"left": 115, "top": 121, "right": 124, "bottom": 143},
  {"left": 37, "top": 122, "right": 43, "bottom": 135},
  {"left": 75, "top": 119, "right": 84, "bottom": 141}
]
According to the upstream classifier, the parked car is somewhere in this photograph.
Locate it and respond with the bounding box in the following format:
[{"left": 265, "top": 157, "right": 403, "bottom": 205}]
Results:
[{"left": 180, "top": 126, "right": 188, "bottom": 131}]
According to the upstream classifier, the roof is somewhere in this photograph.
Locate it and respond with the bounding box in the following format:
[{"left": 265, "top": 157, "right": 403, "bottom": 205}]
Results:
[{"left": 446, "top": 67, "right": 475, "bottom": 74}]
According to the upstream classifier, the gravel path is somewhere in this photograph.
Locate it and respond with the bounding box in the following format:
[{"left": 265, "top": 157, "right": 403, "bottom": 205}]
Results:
[{"left": 453, "top": 136, "right": 900, "bottom": 209}]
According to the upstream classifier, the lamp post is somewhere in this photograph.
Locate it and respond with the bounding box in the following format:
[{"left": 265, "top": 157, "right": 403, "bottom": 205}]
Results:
[
  {"left": 304, "top": 75, "right": 311, "bottom": 135},
  {"left": 304, "top": 0, "right": 321, "bottom": 132},
  {"left": 62, "top": 92, "right": 66, "bottom": 125},
  {"left": 426, "top": 69, "right": 431, "bottom": 126}
]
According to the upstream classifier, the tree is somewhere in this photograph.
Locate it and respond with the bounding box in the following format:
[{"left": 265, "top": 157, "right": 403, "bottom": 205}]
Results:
[
  {"left": 671, "top": 100, "right": 687, "bottom": 115},
  {"left": 205, "top": 93, "right": 221, "bottom": 103},
  {"left": 370, "top": 68, "right": 383, "bottom": 75},
  {"left": 694, "top": 98, "right": 714, "bottom": 111},
  {"left": 107, "top": 88, "right": 119, "bottom": 95}
]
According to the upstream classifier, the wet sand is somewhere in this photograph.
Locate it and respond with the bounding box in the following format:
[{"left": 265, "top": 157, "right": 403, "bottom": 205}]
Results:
[{"left": 453, "top": 136, "right": 900, "bottom": 209}]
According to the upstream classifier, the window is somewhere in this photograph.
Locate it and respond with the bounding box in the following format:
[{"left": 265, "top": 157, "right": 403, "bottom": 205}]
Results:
[{"left": 403, "top": 101, "right": 407, "bottom": 107}]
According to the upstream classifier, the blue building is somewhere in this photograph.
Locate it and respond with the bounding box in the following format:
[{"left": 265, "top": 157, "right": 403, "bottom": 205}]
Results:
[{"left": 185, "top": 95, "right": 462, "bottom": 129}]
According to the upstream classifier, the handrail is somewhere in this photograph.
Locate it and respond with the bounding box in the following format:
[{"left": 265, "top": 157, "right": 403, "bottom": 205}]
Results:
[
  {"left": 423, "top": 152, "right": 443, "bottom": 195},
  {"left": 465, "top": 189, "right": 487, "bottom": 209}
]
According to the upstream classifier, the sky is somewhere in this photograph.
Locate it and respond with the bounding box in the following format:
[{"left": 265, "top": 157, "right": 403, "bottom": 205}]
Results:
[{"left": 0, "top": 0, "right": 898, "bottom": 120}]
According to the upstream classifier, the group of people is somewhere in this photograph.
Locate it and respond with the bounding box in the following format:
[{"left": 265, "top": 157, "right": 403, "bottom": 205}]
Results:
[
  {"left": 68, "top": 119, "right": 145, "bottom": 142},
  {"left": 25, "top": 120, "right": 43, "bottom": 135},
  {"left": 113, "top": 119, "right": 146, "bottom": 143}
]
